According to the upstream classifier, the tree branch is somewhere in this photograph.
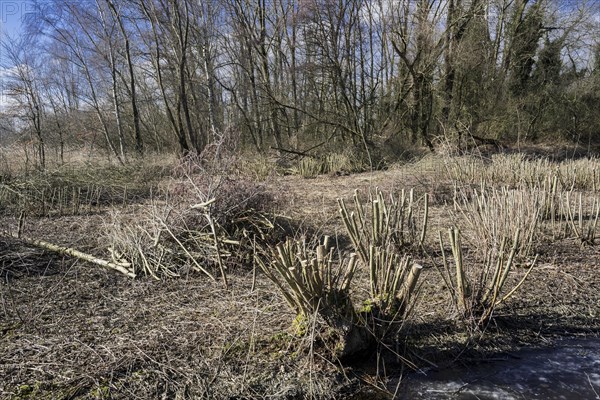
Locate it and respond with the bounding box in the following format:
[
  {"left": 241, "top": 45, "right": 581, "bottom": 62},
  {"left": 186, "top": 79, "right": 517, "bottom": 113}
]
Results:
[{"left": 1, "top": 230, "right": 136, "bottom": 278}]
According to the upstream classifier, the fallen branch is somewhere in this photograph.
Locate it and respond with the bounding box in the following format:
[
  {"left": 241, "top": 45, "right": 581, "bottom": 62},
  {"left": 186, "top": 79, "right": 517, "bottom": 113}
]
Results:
[
  {"left": 1, "top": 230, "right": 136, "bottom": 278},
  {"left": 270, "top": 146, "right": 317, "bottom": 159}
]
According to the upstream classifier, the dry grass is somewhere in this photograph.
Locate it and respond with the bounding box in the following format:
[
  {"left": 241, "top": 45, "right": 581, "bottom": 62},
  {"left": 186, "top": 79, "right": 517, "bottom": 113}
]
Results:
[
  {"left": 443, "top": 152, "right": 600, "bottom": 193},
  {"left": 1, "top": 147, "right": 600, "bottom": 398},
  {"left": 0, "top": 256, "right": 339, "bottom": 398},
  {"left": 0, "top": 159, "right": 171, "bottom": 217}
]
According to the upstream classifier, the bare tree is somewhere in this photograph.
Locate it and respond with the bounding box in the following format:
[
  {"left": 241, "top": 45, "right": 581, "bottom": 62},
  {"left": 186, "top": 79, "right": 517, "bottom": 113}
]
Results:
[
  {"left": 1, "top": 35, "right": 46, "bottom": 169},
  {"left": 9, "top": 0, "right": 600, "bottom": 163},
  {"left": 105, "top": 0, "right": 144, "bottom": 155}
]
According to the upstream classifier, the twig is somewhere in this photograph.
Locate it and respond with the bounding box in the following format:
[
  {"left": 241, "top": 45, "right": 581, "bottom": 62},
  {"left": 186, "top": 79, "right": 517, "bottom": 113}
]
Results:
[
  {"left": 251, "top": 234, "right": 257, "bottom": 293},
  {"left": 191, "top": 199, "right": 228, "bottom": 288},
  {"left": 158, "top": 219, "right": 216, "bottom": 281},
  {"left": 17, "top": 211, "right": 25, "bottom": 239},
  {"left": 586, "top": 372, "right": 600, "bottom": 399},
  {"left": 204, "top": 211, "right": 228, "bottom": 289}
]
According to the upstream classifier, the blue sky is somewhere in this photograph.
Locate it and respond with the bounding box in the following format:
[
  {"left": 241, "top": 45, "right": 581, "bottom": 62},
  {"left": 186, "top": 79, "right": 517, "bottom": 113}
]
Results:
[
  {"left": 0, "top": 1, "right": 32, "bottom": 109},
  {"left": 0, "top": 0, "right": 32, "bottom": 38}
]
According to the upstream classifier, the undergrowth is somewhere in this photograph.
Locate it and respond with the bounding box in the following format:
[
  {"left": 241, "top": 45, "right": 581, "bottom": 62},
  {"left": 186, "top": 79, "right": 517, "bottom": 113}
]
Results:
[
  {"left": 0, "top": 161, "right": 169, "bottom": 216},
  {"left": 3, "top": 147, "right": 600, "bottom": 398}
]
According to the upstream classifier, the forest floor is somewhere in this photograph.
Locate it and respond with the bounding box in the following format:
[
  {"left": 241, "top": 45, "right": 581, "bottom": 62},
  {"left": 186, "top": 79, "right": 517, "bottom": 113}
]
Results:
[{"left": 1, "top": 146, "right": 600, "bottom": 399}]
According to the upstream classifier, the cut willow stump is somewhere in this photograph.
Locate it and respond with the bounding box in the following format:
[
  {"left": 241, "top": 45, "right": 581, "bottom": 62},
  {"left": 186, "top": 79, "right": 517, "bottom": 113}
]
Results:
[{"left": 1, "top": 230, "right": 136, "bottom": 278}]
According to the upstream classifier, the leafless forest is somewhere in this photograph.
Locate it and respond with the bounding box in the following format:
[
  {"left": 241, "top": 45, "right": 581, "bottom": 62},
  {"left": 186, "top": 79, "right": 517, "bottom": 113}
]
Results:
[{"left": 0, "top": 0, "right": 599, "bottom": 165}]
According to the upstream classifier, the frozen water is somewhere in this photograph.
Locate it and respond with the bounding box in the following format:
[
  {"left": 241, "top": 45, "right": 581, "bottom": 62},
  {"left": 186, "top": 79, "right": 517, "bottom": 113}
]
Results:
[{"left": 396, "top": 338, "right": 600, "bottom": 399}]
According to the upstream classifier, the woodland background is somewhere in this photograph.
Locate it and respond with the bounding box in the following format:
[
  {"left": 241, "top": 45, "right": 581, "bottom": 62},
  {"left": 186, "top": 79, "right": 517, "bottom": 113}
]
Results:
[{"left": 1, "top": 0, "right": 599, "bottom": 169}]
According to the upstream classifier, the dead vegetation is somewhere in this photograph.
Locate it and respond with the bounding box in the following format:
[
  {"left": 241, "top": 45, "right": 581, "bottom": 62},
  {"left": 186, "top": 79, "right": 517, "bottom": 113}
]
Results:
[{"left": 1, "top": 149, "right": 600, "bottom": 399}]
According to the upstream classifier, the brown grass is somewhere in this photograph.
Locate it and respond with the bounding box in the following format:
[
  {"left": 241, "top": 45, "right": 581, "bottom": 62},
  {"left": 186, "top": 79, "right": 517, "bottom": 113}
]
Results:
[{"left": 1, "top": 149, "right": 600, "bottom": 398}]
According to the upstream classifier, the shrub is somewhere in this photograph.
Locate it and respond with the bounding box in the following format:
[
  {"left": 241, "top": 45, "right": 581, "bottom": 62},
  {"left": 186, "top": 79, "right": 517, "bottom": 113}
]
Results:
[
  {"left": 256, "top": 236, "right": 371, "bottom": 358},
  {"left": 452, "top": 186, "right": 541, "bottom": 259},
  {"left": 338, "top": 188, "right": 426, "bottom": 318},
  {"left": 441, "top": 185, "right": 541, "bottom": 328},
  {"left": 257, "top": 188, "right": 425, "bottom": 360},
  {"left": 437, "top": 227, "right": 536, "bottom": 328},
  {"left": 102, "top": 176, "right": 277, "bottom": 281},
  {"left": 297, "top": 157, "right": 325, "bottom": 178}
]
